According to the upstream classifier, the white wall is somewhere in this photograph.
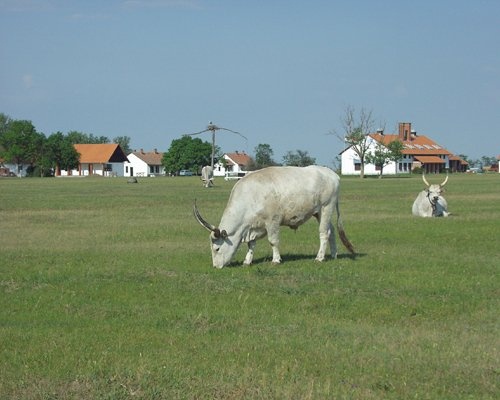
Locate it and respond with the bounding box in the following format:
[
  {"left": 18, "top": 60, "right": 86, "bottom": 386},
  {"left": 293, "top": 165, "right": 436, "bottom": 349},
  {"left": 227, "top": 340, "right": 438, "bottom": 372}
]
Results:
[
  {"left": 124, "top": 154, "right": 148, "bottom": 177},
  {"left": 60, "top": 162, "right": 126, "bottom": 177}
]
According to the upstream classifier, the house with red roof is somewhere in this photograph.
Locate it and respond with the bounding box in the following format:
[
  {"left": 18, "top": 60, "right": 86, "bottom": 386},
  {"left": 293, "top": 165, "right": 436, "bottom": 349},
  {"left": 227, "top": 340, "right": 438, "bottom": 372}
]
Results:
[
  {"left": 340, "top": 122, "right": 468, "bottom": 176},
  {"left": 124, "top": 149, "right": 165, "bottom": 177},
  {"left": 214, "top": 151, "right": 253, "bottom": 179},
  {"left": 58, "top": 144, "right": 129, "bottom": 177}
]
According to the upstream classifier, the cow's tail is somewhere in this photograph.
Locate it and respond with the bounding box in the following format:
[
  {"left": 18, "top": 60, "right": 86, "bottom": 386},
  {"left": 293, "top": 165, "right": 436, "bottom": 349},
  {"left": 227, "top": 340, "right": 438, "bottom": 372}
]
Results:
[{"left": 336, "top": 201, "right": 355, "bottom": 256}]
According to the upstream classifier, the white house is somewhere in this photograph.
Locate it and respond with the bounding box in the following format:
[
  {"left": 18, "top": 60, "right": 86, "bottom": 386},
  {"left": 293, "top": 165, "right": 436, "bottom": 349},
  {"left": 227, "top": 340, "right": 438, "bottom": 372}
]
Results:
[
  {"left": 124, "top": 149, "right": 165, "bottom": 177},
  {"left": 213, "top": 151, "right": 253, "bottom": 178},
  {"left": 58, "top": 144, "right": 129, "bottom": 177},
  {"left": 0, "top": 157, "right": 30, "bottom": 177},
  {"left": 340, "top": 122, "right": 468, "bottom": 176}
]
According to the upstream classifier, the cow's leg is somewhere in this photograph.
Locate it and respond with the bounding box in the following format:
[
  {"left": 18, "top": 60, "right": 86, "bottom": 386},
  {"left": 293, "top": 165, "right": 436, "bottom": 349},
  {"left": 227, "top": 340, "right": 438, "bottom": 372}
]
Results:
[
  {"left": 266, "top": 224, "right": 282, "bottom": 264},
  {"left": 243, "top": 240, "right": 256, "bottom": 265},
  {"left": 327, "top": 221, "right": 338, "bottom": 259},
  {"left": 315, "top": 209, "right": 335, "bottom": 261}
]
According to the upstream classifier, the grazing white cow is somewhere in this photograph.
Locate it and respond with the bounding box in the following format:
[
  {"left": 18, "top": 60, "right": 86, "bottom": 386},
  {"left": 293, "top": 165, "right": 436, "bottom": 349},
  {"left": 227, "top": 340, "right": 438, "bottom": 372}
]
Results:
[
  {"left": 201, "top": 165, "right": 213, "bottom": 187},
  {"left": 194, "top": 165, "right": 355, "bottom": 268},
  {"left": 412, "top": 174, "right": 450, "bottom": 217}
]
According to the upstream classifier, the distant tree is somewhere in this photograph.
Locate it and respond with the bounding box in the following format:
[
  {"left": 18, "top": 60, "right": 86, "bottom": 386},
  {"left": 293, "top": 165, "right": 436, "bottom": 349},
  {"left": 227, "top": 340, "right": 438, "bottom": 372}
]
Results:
[
  {"left": 0, "top": 113, "right": 12, "bottom": 137},
  {"left": 458, "top": 154, "right": 470, "bottom": 165},
  {"left": 25, "top": 130, "right": 47, "bottom": 176},
  {"left": 282, "top": 150, "right": 316, "bottom": 166},
  {"left": 332, "top": 106, "right": 376, "bottom": 178},
  {"left": 66, "top": 131, "right": 109, "bottom": 144},
  {"left": 45, "top": 132, "right": 80, "bottom": 175},
  {"left": 0, "top": 119, "right": 40, "bottom": 174},
  {"left": 481, "top": 155, "right": 496, "bottom": 167},
  {"left": 162, "top": 135, "right": 212, "bottom": 174},
  {"left": 113, "top": 136, "right": 132, "bottom": 154},
  {"left": 365, "top": 140, "right": 404, "bottom": 178},
  {"left": 332, "top": 155, "right": 342, "bottom": 174},
  {"left": 254, "top": 143, "right": 277, "bottom": 169}
]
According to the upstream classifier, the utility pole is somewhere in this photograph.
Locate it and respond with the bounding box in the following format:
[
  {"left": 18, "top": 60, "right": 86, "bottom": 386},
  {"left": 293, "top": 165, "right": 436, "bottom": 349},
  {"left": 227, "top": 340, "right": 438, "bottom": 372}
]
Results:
[{"left": 185, "top": 122, "right": 247, "bottom": 170}]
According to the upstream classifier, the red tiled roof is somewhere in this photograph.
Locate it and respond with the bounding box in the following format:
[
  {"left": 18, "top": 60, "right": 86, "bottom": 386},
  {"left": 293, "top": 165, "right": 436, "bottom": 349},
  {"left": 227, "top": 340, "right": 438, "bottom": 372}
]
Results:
[
  {"left": 132, "top": 150, "right": 163, "bottom": 165},
  {"left": 449, "top": 155, "right": 468, "bottom": 165},
  {"left": 414, "top": 155, "right": 445, "bottom": 164},
  {"left": 226, "top": 152, "right": 252, "bottom": 166},
  {"left": 74, "top": 144, "right": 129, "bottom": 163},
  {"left": 370, "top": 133, "right": 452, "bottom": 156}
]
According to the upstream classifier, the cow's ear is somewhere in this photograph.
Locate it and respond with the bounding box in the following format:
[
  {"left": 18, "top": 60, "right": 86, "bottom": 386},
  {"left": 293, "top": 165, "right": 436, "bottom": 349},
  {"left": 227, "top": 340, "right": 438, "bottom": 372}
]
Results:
[{"left": 221, "top": 230, "right": 228, "bottom": 239}]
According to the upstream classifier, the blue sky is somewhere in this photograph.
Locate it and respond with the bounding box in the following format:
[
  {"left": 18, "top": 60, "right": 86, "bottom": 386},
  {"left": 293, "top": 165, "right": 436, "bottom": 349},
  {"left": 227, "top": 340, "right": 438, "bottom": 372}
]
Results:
[{"left": 1, "top": 0, "right": 499, "bottom": 165}]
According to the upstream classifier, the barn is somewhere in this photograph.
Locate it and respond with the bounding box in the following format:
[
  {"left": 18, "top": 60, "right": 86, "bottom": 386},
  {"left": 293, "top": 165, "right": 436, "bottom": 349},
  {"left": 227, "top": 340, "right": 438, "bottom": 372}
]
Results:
[{"left": 58, "top": 144, "right": 129, "bottom": 177}]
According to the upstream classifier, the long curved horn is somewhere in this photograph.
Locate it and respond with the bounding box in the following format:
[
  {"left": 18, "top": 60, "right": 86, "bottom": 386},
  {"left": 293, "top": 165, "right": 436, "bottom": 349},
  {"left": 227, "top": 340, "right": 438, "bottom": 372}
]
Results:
[
  {"left": 440, "top": 174, "right": 449, "bottom": 187},
  {"left": 422, "top": 174, "right": 430, "bottom": 187},
  {"left": 193, "top": 199, "right": 216, "bottom": 232}
]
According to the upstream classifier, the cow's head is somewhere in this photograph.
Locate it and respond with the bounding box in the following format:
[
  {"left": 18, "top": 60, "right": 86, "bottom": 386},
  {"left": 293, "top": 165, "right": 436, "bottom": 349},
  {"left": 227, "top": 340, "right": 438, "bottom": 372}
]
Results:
[
  {"left": 193, "top": 200, "right": 238, "bottom": 268},
  {"left": 422, "top": 174, "right": 448, "bottom": 204}
]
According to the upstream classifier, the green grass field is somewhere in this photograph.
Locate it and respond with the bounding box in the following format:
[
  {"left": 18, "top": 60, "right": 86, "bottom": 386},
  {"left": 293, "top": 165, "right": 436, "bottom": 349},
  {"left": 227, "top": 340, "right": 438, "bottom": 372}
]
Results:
[{"left": 0, "top": 173, "right": 498, "bottom": 399}]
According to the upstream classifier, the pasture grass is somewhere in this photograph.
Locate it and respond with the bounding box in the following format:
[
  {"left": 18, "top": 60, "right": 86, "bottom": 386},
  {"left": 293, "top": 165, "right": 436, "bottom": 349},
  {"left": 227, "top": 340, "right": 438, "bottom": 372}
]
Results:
[{"left": 0, "top": 173, "right": 498, "bottom": 399}]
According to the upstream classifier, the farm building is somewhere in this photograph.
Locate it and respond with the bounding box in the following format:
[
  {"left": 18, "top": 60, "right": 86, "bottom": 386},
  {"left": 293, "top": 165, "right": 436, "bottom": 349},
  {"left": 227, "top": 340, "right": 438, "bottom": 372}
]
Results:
[
  {"left": 214, "top": 151, "right": 253, "bottom": 179},
  {"left": 124, "top": 149, "right": 165, "bottom": 177},
  {"left": 340, "top": 122, "right": 468, "bottom": 176},
  {"left": 58, "top": 144, "right": 129, "bottom": 177},
  {"left": 0, "top": 157, "right": 30, "bottom": 177}
]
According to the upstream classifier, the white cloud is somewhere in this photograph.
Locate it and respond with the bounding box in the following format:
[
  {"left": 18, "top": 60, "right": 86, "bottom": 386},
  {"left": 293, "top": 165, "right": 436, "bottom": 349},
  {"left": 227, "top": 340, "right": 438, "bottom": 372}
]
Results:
[
  {"left": 393, "top": 84, "right": 408, "bottom": 98},
  {"left": 23, "top": 74, "right": 34, "bottom": 89}
]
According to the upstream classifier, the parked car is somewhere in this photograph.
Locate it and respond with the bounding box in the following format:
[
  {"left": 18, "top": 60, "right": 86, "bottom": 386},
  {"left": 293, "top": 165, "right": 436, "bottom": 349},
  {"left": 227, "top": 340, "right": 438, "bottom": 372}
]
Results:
[{"left": 179, "top": 170, "right": 193, "bottom": 176}]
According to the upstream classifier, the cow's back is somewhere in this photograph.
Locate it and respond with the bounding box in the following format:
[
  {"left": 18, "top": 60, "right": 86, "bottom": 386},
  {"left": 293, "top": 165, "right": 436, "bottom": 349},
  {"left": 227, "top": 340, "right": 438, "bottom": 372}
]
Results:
[
  {"left": 224, "top": 166, "right": 339, "bottom": 225},
  {"left": 232, "top": 165, "right": 337, "bottom": 200}
]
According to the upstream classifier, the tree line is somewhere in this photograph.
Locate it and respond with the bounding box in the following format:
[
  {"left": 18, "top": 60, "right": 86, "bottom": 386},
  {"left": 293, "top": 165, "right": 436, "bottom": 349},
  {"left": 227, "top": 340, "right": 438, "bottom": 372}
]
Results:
[
  {"left": 5, "top": 108, "right": 488, "bottom": 178},
  {"left": 0, "top": 113, "right": 317, "bottom": 177},
  {"left": 160, "top": 135, "right": 317, "bottom": 175},
  {"left": 0, "top": 113, "right": 131, "bottom": 177}
]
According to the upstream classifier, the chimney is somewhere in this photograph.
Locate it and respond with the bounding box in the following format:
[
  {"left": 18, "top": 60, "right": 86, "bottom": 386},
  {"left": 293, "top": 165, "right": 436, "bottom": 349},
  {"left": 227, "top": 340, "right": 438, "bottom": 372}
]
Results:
[
  {"left": 376, "top": 128, "right": 384, "bottom": 135},
  {"left": 410, "top": 130, "right": 417, "bottom": 141},
  {"left": 398, "top": 122, "right": 412, "bottom": 141},
  {"left": 154, "top": 148, "right": 158, "bottom": 154}
]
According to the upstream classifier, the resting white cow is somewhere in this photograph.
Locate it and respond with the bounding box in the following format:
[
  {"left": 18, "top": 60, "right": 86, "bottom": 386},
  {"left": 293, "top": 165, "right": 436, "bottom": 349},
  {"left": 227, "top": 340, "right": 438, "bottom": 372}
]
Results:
[
  {"left": 201, "top": 165, "right": 213, "bottom": 187},
  {"left": 194, "top": 165, "right": 355, "bottom": 268},
  {"left": 412, "top": 174, "right": 449, "bottom": 217}
]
